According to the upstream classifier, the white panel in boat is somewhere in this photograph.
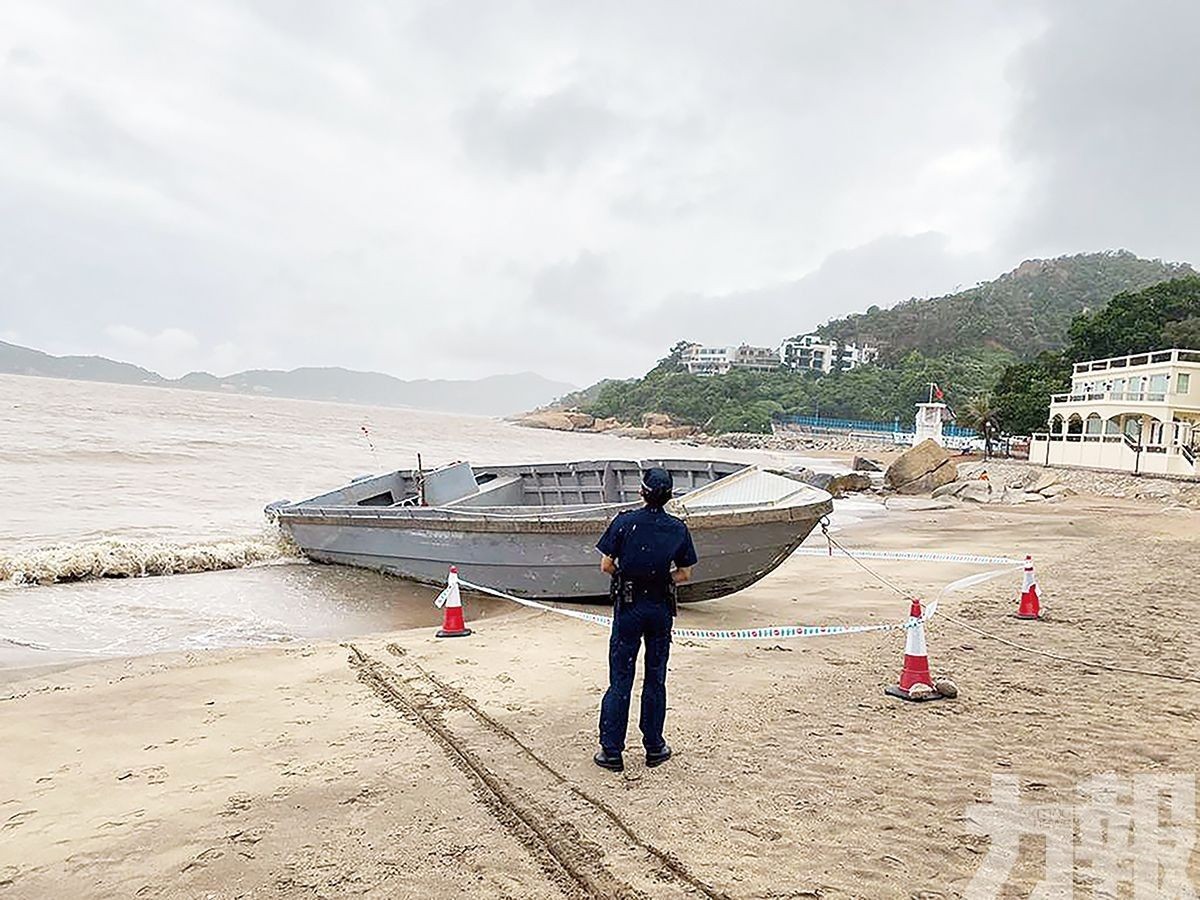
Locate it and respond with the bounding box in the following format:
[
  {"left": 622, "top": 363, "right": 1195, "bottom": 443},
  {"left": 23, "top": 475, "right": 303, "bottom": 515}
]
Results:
[{"left": 672, "top": 467, "right": 824, "bottom": 511}]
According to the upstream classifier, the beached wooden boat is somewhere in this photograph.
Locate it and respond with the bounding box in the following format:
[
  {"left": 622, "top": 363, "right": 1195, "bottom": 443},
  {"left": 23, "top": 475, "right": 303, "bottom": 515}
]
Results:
[{"left": 267, "top": 459, "right": 832, "bottom": 603}]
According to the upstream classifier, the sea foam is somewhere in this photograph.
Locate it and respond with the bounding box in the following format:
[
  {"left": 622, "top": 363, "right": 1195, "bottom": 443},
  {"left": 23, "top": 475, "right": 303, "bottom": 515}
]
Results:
[{"left": 0, "top": 529, "right": 302, "bottom": 586}]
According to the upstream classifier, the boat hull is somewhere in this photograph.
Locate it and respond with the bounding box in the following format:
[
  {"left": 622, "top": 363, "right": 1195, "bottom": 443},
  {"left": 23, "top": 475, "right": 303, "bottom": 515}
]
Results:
[{"left": 280, "top": 505, "right": 829, "bottom": 602}]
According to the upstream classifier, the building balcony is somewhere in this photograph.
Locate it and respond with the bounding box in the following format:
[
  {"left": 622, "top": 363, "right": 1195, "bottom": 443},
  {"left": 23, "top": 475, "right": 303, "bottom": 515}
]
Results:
[
  {"left": 1072, "top": 347, "right": 1200, "bottom": 375},
  {"left": 1050, "top": 390, "right": 1170, "bottom": 405}
]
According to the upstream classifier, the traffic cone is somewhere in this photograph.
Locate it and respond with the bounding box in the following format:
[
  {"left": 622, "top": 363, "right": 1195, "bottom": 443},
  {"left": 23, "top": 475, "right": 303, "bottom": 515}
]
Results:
[
  {"left": 435, "top": 566, "right": 472, "bottom": 638},
  {"left": 1016, "top": 555, "right": 1041, "bottom": 619},
  {"left": 884, "top": 598, "right": 941, "bottom": 702}
]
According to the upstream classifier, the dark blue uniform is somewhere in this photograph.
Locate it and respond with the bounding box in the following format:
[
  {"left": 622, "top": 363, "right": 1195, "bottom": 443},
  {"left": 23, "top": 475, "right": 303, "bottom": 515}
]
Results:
[{"left": 596, "top": 506, "right": 697, "bottom": 755}]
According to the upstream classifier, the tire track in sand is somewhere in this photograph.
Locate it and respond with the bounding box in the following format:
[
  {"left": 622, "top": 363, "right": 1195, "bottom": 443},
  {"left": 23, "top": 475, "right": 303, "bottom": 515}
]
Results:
[
  {"left": 349, "top": 644, "right": 636, "bottom": 899},
  {"left": 381, "top": 643, "right": 730, "bottom": 900},
  {"left": 349, "top": 644, "right": 730, "bottom": 900}
]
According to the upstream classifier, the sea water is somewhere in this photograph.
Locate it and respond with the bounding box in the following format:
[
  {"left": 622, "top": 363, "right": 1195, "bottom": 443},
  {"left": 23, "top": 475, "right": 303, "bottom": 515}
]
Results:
[{"left": 0, "top": 373, "right": 871, "bottom": 669}]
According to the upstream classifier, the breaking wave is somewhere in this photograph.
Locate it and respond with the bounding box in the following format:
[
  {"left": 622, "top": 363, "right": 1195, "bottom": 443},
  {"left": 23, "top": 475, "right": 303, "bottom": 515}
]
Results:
[{"left": 0, "top": 529, "right": 303, "bottom": 587}]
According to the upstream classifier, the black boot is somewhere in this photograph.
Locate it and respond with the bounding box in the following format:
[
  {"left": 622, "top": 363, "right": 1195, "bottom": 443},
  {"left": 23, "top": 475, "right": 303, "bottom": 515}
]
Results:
[
  {"left": 646, "top": 744, "right": 672, "bottom": 768},
  {"left": 593, "top": 749, "right": 624, "bottom": 772}
]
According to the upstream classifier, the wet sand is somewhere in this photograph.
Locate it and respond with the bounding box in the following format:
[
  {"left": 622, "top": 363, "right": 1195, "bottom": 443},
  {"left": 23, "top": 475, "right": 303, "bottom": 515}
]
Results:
[{"left": 3, "top": 496, "right": 1198, "bottom": 898}]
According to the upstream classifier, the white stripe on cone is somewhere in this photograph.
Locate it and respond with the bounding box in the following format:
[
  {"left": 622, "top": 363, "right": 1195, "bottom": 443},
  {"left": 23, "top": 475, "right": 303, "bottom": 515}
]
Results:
[
  {"left": 898, "top": 598, "right": 933, "bottom": 692},
  {"left": 1017, "top": 555, "right": 1041, "bottom": 618},
  {"left": 905, "top": 608, "right": 928, "bottom": 657}
]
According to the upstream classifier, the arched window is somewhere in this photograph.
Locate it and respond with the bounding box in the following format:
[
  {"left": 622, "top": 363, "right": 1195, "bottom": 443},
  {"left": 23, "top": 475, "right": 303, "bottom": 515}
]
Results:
[
  {"left": 1067, "top": 414, "right": 1084, "bottom": 435},
  {"left": 1105, "top": 417, "right": 1121, "bottom": 435},
  {"left": 1085, "top": 413, "right": 1102, "bottom": 435},
  {"left": 1051, "top": 415, "right": 1064, "bottom": 433}
]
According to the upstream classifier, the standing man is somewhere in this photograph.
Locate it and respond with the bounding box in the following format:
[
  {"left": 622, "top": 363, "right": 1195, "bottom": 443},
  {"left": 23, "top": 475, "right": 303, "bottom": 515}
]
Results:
[{"left": 593, "top": 467, "right": 697, "bottom": 773}]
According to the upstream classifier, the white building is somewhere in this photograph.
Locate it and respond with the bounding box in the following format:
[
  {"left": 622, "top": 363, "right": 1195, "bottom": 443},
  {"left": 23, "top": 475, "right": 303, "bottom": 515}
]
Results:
[
  {"left": 779, "top": 335, "right": 879, "bottom": 374},
  {"left": 682, "top": 343, "right": 780, "bottom": 377},
  {"left": 1030, "top": 348, "right": 1200, "bottom": 477}
]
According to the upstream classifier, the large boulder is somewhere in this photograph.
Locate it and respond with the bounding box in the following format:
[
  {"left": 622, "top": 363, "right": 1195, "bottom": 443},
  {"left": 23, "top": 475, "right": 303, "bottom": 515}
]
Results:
[
  {"left": 932, "top": 480, "right": 968, "bottom": 499},
  {"left": 784, "top": 466, "right": 817, "bottom": 483},
  {"left": 884, "top": 496, "right": 955, "bottom": 511},
  {"left": 642, "top": 412, "right": 674, "bottom": 428},
  {"left": 785, "top": 470, "right": 873, "bottom": 498},
  {"left": 1027, "top": 471, "right": 1060, "bottom": 494},
  {"left": 647, "top": 424, "right": 698, "bottom": 440},
  {"left": 563, "top": 411, "right": 596, "bottom": 430},
  {"left": 519, "top": 410, "right": 580, "bottom": 431},
  {"left": 958, "top": 480, "right": 993, "bottom": 503},
  {"left": 827, "top": 472, "right": 873, "bottom": 496},
  {"left": 885, "top": 440, "right": 958, "bottom": 495},
  {"left": 800, "top": 472, "right": 835, "bottom": 492},
  {"left": 1041, "top": 483, "right": 1075, "bottom": 498}
]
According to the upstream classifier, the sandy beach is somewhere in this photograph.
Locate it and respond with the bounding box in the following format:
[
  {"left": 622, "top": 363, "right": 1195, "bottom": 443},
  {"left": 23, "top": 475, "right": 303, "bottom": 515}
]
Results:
[{"left": 4, "top": 494, "right": 1198, "bottom": 898}]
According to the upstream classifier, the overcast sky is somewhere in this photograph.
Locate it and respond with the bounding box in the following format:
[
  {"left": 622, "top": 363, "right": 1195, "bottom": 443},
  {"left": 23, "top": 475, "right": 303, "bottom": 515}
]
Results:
[{"left": 2, "top": 1, "right": 1197, "bottom": 385}]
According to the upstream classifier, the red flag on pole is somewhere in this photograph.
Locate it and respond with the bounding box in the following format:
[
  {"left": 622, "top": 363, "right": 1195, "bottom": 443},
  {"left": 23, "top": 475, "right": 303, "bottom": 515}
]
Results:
[{"left": 933, "top": 383, "right": 944, "bottom": 401}]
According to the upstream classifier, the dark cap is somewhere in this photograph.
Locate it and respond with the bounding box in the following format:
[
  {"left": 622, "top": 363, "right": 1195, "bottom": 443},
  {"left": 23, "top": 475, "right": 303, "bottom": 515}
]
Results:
[{"left": 640, "top": 466, "right": 673, "bottom": 492}]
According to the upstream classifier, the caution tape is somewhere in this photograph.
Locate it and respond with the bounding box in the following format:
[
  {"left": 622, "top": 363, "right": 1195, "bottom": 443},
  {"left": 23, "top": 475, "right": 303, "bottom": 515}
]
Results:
[
  {"left": 458, "top": 576, "right": 942, "bottom": 640},
  {"left": 793, "top": 547, "right": 1021, "bottom": 566},
  {"left": 455, "top": 548, "right": 1025, "bottom": 641}
]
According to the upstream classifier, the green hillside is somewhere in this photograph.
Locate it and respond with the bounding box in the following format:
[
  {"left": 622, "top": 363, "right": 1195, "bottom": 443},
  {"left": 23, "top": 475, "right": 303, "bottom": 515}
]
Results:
[
  {"left": 819, "top": 250, "right": 1193, "bottom": 360},
  {"left": 583, "top": 251, "right": 1198, "bottom": 434}
]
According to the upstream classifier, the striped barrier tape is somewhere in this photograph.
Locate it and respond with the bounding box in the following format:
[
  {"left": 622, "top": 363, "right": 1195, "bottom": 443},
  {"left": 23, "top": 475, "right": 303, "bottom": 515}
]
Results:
[
  {"left": 793, "top": 547, "right": 1021, "bottom": 566},
  {"left": 456, "top": 578, "right": 936, "bottom": 643},
  {"left": 455, "top": 549, "right": 1023, "bottom": 641},
  {"left": 457, "top": 576, "right": 940, "bottom": 640}
]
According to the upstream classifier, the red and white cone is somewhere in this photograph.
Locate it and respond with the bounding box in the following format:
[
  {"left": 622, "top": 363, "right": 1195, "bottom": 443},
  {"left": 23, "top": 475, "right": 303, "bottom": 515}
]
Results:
[
  {"left": 1016, "top": 555, "right": 1041, "bottom": 619},
  {"left": 885, "top": 598, "right": 939, "bottom": 702},
  {"left": 435, "top": 566, "right": 472, "bottom": 638}
]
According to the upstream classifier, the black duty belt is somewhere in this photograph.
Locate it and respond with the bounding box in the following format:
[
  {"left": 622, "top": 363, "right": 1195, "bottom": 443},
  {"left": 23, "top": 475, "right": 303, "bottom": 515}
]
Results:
[{"left": 610, "top": 575, "right": 678, "bottom": 616}]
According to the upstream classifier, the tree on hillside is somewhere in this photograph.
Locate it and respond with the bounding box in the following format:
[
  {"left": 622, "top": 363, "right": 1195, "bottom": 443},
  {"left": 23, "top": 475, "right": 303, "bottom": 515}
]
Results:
[
  {"left": 1162, "top": 316, "right": 1200, "bottom": 349},
  {"left": 649, "top": 340, "right": 696, "bottom": 375},
  {"left": 1066, "top": 275, "right": 1200, "bottom": 359},
  {"left": 990, "top": 276, "right": 1200, "bottom": 435},
  {"left": 992, "top": 353, "right": 1071, "bottom": 435},
  {"left": 821, "top": 251, "right": 1193, "bottom": 360}
]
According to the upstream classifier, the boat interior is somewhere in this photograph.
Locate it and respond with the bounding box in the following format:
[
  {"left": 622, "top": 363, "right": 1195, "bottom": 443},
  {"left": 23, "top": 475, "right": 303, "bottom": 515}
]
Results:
[{"left": 298, "top": 459, "right": 749, "bottom": 511}]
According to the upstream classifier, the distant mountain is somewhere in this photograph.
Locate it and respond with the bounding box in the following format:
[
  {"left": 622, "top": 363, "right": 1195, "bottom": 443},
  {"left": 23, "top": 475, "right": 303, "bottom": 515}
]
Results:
[
  {"left": 0, "top": 340, "right": 166, "bottom": 386},
  {"left": 0, "top": 341, "right": 576, "bottom": 416},
  {"left": 818, "top": 250, "right": 1195, "bottom": 361}
]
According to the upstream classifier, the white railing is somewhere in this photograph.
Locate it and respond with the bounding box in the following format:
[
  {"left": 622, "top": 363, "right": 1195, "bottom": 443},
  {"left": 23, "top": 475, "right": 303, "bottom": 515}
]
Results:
[
  {"left": 1051, "top": 391, "right": 1169, "bottom": 404},
  {"left": 1072, "top": 348, "right": 1200, "bottom": 374}
]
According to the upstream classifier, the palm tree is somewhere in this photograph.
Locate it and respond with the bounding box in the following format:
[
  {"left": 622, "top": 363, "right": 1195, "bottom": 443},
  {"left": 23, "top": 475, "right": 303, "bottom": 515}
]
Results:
[{"left": 961, "top": 392, "right": 1001, "bottom": 457}]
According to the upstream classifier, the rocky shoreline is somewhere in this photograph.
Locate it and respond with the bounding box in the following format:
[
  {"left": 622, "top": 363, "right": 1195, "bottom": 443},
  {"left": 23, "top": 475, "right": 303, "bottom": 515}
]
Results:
[
  {"left": 515, "top": 411, "right": 1200, "bottom": 507},
  {"left": 514, "top": 410, "right": 905, "bottom": 455},
  {"left": 944, "top": 459, "right": 1200, "bottom": 508},
  {"left": 514, "top": 409, "right": 701, "bottom": 441}
]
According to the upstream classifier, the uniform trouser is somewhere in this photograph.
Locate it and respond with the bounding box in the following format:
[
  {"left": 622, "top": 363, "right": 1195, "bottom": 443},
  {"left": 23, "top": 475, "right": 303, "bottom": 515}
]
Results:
[{"left": 598, "top": 597, "right": 672, "bottom": 754}]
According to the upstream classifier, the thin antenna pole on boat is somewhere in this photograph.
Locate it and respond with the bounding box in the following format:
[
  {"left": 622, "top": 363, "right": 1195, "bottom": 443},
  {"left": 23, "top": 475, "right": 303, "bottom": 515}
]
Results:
[
  {"left": 360, "top": 423, "right": 379, "bottom": 464},
  {"left": 416, "top": 453, "right": 426, "bottom": 506}
]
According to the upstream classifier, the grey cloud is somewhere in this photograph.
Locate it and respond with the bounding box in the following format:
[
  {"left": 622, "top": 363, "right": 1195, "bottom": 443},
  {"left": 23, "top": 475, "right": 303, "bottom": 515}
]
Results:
[
  {"left": 529, "top": 251, "right": 619, "bottom": 314},
  {"left": 1004, "top": 0, "right": 1200, "bottom": 262},
  {"left": 455, "top": 87, "right": 629, "bottom": 173},
  {"left": 6, "top": 45, "right": 39, "bottom": 68},
  {"left": 641, "top": 234, "right": 997, "bottom": 347},
  {"left": 2, "top": 1, "right": 1195, "bottom": 388}
]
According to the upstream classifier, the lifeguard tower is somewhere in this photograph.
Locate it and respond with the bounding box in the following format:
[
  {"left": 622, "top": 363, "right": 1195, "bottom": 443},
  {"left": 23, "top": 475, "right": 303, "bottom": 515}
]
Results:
[{"left": 914, "top": 383, "right": 948, "bottom": 446}]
